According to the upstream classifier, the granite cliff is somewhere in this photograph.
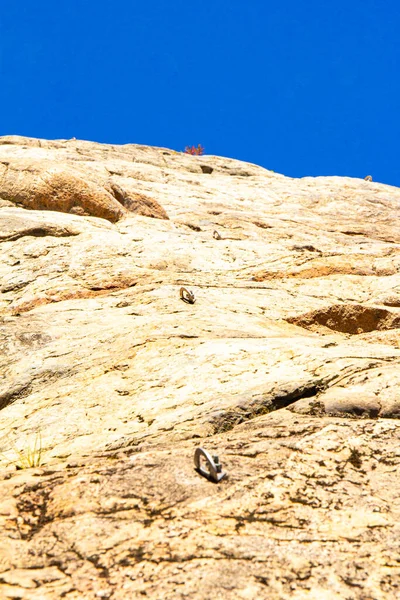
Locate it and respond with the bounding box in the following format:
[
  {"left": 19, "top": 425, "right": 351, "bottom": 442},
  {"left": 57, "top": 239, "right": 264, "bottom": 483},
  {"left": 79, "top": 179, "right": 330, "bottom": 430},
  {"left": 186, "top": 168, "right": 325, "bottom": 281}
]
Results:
[{"left": 0, "top": 136, "right": 399, "bottom": 599}]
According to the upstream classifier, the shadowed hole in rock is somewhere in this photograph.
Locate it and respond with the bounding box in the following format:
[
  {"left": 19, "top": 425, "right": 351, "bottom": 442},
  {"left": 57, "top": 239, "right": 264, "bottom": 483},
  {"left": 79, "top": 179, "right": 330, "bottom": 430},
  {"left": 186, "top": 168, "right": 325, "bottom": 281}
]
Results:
[
  {"left": 0, "top": 382, "right": 33, "bottom": 411},
  {"left": 253, "top": 221, "right": 272, "bottom": 229},
  {"left": 287, "top": 304, "right": 400, "bottom": 335},
  {"left": 341, "top": 231, "right": 366, "bottom": 236},
  {"left": 200, "top": 165, "right": 213, "bottom": 174},
  {"left": 185, "top": 223, "right": 202, "bottom": 231},
  {"left": 6, "top": 226, "right": 77, "bottom": 240},
  {"left": 291, "top": 244, "right": 321, "bottom": 253},
  {"left": 209, "top": 382, "right": 324, "bottom": 434},
  {"left": 221, "top": 167, "right": 252, "bottom": 177}
]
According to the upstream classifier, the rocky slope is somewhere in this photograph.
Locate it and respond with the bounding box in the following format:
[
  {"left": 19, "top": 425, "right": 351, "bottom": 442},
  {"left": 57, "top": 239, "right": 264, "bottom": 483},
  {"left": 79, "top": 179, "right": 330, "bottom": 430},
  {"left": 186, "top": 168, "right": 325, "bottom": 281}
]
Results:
[{"left": 0, "top": 136, "right": 399, "bottom": 599}]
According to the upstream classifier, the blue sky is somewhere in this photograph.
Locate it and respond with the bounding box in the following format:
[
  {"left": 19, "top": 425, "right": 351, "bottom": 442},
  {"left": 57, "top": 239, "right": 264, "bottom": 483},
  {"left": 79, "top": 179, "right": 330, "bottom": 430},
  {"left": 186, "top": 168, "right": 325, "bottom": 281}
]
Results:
[{"left": 1, "top": 1, "right": 399, "bottom": 186}]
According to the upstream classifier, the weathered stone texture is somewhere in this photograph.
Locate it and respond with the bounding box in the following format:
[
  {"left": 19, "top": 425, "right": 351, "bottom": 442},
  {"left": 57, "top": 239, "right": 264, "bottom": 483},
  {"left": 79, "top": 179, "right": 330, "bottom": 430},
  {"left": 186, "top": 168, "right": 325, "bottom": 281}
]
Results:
[{"left": 0, "top": 136, "right": 399, "bottom": 598}]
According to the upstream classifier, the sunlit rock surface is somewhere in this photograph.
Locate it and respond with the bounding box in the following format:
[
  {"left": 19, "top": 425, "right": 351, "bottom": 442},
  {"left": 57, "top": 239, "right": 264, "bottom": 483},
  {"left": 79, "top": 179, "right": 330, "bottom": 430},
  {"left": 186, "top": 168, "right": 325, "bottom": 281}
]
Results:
[{"left": 0, "top": 136, "right": 399, "bottom": 599}]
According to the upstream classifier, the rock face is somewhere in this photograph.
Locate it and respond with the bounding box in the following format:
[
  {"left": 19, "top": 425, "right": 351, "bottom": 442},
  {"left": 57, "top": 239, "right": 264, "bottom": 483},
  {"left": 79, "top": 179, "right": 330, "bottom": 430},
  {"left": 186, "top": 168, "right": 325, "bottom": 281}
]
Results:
[
  {"left": 0, "top": 136, "right": 400, "bottom": 599},
  {"left": 0, "top": 136, "right": 169, "bottom": 222}
]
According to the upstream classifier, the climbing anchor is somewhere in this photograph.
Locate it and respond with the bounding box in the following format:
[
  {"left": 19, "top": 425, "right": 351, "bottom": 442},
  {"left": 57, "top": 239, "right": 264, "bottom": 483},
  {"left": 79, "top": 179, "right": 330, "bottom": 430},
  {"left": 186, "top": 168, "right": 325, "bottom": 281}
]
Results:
[
  {"left": 194, "top": 447, "right": 226, "bottom": 483},
  {"left": 180, "top": 287, "right": 196, "bottom": 304}
]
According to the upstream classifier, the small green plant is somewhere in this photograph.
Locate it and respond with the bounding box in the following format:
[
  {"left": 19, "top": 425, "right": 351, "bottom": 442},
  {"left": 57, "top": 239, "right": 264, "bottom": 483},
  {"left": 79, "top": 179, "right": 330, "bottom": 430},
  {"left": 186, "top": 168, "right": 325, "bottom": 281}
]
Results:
[
  {"left": 184, "top": 144, "right": 205, "bottom": 156},
  {"left": 4, "top": 432, "right": 43, "bottom": 469}
]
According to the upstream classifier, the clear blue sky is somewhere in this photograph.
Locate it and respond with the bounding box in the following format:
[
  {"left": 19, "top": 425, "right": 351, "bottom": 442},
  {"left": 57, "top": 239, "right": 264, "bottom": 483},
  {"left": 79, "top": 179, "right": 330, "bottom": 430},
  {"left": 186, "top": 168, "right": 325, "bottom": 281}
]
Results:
[{"left": 1, "top": 1, "right": 399, "bottom": 186}]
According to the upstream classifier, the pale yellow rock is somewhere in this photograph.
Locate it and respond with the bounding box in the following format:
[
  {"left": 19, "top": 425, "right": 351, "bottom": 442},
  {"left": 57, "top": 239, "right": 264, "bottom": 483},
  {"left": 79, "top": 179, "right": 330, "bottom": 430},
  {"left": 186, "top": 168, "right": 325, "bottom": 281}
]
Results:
[
  {"left": 0, "top": 136, "right": 400, "bottom": 599},
  {"left": 0, "top": 139, "right": 169, "bottom": 222},
  {"left": 0, "top": 158, "right": 126, "bottom": 222}
]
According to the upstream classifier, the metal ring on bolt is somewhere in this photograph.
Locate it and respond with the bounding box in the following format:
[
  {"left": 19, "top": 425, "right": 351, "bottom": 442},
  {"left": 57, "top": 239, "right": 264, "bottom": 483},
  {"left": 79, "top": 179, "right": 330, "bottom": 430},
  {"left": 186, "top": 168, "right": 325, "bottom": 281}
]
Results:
[
  {"left": 194, "top": 447, "right": 226, "bottom": 483},
  {"left": 180, "top": 287, "right": 196, "bottom": 304}
]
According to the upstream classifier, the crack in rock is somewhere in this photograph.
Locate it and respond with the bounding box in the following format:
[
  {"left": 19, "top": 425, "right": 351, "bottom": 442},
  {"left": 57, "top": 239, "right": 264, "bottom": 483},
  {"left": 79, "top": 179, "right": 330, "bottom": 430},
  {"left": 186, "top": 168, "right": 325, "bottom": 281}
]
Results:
[{"left": 208, "top": 381, "right": 326, "bottom": 434}]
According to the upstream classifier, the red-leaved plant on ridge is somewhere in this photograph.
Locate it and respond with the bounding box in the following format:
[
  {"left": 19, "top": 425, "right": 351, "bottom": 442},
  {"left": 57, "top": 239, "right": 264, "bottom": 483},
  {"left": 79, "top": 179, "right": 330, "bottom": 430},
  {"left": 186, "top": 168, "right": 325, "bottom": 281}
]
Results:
[{"left": 184, "top": 144, "right": 205, "bottom": 156}]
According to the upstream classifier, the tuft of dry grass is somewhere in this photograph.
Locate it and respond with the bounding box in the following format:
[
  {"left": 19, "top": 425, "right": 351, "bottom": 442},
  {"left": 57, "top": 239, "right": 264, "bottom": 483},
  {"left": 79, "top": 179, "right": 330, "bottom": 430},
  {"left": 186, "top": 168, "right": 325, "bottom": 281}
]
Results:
[{"left": 3, "top": 432, "right": 43, "bottom": 470}]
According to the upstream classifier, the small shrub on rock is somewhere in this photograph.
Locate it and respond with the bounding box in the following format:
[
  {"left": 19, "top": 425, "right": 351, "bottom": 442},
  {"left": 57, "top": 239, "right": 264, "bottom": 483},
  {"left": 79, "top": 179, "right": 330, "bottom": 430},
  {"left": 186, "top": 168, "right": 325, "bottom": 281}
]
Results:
[{"left": 184, "top": 144, "right": 205, "bottom": 156}]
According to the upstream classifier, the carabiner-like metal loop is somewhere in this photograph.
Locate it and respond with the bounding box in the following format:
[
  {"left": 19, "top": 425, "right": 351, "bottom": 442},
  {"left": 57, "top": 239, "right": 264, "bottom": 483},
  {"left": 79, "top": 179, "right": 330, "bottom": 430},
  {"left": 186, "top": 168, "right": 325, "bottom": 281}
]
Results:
[
  {"left": 194, "top": 447, "right": 226, "bottom": 483},
  {"left": 180, "top": 287, "right": 196, "bottom": 304}
]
